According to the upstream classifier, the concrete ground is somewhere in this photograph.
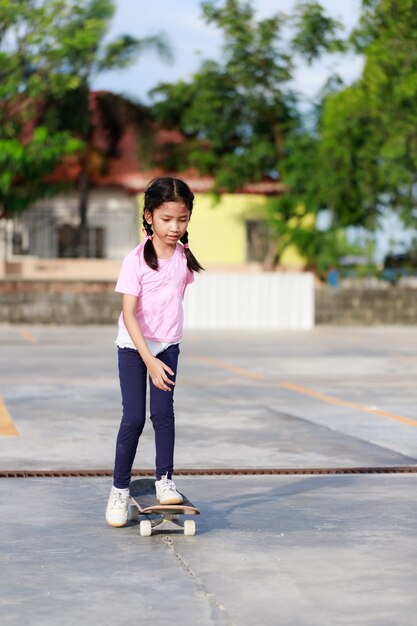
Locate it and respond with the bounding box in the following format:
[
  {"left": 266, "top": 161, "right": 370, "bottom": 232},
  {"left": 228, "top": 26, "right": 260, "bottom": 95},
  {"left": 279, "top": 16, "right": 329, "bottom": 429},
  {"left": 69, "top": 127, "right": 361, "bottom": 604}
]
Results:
[{"left": 0, "top": 325, "right": 417, "bottom": 625}]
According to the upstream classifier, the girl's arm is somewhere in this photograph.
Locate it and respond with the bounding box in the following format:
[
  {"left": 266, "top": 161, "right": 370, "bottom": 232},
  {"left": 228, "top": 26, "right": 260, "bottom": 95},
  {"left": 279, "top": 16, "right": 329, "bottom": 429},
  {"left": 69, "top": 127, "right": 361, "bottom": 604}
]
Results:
[{"left": 122, "top": 294, "right": 176, "bottom": 392}]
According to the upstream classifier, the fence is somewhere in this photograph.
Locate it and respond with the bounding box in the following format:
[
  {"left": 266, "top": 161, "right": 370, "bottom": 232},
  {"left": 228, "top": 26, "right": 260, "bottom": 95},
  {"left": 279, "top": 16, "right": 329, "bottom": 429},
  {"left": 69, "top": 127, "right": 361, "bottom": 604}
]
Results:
[
  {"left": 184, "top": 272, "right": 314, "bottom": 330},
  {"left": 0, "top": 272, "right": 315, "bottom": 330}
]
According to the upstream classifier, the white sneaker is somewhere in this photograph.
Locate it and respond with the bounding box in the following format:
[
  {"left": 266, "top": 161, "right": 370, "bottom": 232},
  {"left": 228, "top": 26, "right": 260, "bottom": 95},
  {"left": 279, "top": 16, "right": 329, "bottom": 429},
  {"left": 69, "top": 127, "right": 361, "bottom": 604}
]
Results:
[
  {"left": 105, "top": 486, "right": 130, "bottom": 527},
  {"left": 155, "top": 474, "right": 183, "bottom": 505}
]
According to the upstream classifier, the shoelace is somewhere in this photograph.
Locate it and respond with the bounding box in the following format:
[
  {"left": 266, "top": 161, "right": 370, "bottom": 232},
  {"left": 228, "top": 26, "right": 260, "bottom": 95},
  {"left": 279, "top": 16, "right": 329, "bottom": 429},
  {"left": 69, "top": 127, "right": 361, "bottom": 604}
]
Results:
[
  {"left": 111, "top": 490, "right": 129, "bottom": 509},
  {"left": 159, "top": 478, "right": 177, "bottom": 494}
]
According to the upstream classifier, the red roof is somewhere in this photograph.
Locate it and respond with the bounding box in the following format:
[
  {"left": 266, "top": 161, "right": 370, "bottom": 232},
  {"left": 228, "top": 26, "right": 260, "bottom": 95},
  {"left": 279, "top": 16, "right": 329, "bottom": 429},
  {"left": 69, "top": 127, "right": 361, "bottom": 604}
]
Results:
[{"left": 50, "top": 91, "right": 285, "bottom": 196}]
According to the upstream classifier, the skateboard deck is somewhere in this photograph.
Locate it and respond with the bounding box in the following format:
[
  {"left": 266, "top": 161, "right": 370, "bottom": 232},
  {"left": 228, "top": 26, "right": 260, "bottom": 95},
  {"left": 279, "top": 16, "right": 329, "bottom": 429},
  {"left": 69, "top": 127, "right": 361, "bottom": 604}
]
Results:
[{"left": 129, "top": 478, "right": 200, "bottom": 536}]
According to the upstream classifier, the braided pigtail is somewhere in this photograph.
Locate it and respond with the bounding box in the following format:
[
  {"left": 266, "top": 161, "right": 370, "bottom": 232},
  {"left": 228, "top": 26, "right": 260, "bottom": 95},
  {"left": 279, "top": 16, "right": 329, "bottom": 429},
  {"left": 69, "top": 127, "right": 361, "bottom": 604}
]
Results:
[
  {"left": 180, "top": 230, "right": 205, "bottom": 272},
  {"left": 142, "top": 215, "right": 158, "bottom": 270},
  {"left": 141, "top": 177, "right": 205, "bottom": 272}
]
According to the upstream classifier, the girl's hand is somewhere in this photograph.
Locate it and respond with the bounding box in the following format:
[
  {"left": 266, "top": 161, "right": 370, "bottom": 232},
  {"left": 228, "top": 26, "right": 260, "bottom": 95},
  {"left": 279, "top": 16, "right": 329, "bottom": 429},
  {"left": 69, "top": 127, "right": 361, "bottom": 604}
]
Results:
[{"left": 147, "top": 357, "right": 175, "bottom": 392}]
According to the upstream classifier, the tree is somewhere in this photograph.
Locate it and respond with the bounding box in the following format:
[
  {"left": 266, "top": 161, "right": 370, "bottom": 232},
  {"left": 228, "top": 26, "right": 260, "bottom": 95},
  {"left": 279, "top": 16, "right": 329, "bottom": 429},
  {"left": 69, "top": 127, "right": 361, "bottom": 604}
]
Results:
[
  {"left": 316, "top": 85, "right": 382, "bottom": 230},
  {"left": 49, "top": 0, "right": 172, "bottom": 256},
  {"left": 0, "top": 0, "right": 172, "bottom": 257},
  {"left": 316, "top": 0, "right": 417, "bottom": 237},
  {"left": 150, "top": 0, "right": 346, "bottom": 268},
  {"left": 230, "top": 0, "right": 417, "bottom": 270},
  {"left": 0, "top": 1, "right": 81, "bottom": 219}
]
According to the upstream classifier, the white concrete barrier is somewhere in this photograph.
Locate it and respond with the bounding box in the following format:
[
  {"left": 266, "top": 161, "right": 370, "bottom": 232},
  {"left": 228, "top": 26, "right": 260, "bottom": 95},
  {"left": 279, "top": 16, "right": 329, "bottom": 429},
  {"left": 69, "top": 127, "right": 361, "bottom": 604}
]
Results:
[{"left": 184, "top": 272, "right": 314, "bottom": 330}]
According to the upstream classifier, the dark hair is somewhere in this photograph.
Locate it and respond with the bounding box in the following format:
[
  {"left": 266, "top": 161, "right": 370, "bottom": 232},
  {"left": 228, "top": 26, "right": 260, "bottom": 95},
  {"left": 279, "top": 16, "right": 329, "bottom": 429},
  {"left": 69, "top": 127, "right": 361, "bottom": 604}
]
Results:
[{"left": 142, "top": 177, "right": 204, "bottom": 272}]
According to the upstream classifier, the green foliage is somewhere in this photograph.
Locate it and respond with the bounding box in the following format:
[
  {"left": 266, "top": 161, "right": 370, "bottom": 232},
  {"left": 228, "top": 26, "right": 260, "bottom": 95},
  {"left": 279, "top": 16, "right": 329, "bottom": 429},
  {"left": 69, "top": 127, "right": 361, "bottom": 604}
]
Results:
[
  {"left": 152, "top": 0, "right": 344, "bottom": 192},
  {"left": 319, "top": 0, "right": 417, "bottom": 231},
  {"left": 291, "top": 1, "right": 347, "bottom": 63},
  {"left": 299, "top": 229, "right": 366, "bottom": 277},
  {"left": 151, "top": 4, "right": 295, "bottom": 190},
  {"left": 48, "top": 0, "right": 172, "bottom": 79},
  {"left": 54, "top": 0, "right": 172, "bottom": 257},
  {"left": 97, "top": 35, "right": 171, "bottom": 72},
  {"left": 318, "top": 84, "right": 382, "bottom": 229},
  {"left": 151, "top": 0, "right": 417, "bottom": 269},
  {"left": 0, "top": 0, "right": 85, "bottom": 215},
  {"left": 0, "top": 131, "right": 80, "bottom": 213},
  {"left": 0, "top": 0, "right": 170, "bottom": 232},
  {"left": 150, "top": 0, "right": 347, "bottom": 267},
  {"left": 271, "top": 129, "right": 321, "bottom": 220}
]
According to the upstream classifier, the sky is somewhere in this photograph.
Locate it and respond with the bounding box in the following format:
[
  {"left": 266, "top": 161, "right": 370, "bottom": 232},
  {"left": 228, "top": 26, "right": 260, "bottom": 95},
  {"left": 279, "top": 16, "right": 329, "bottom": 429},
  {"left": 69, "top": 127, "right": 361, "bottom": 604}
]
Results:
[
  {"left": 92, "top": 0, "right": 415, "bottom": 262},
  {"left": 93, "top": 0, "right": 364, "bottom": 106}
]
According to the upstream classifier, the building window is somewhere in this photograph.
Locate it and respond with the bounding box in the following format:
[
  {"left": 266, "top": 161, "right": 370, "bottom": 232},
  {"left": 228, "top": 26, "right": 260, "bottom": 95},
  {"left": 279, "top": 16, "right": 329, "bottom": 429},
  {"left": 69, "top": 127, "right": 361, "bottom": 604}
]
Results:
[
  {"left": 58, "top": 225, "right": 106, "bottom": 258},
  {"left": 246, "top": 219, "right": 270, "bottom": 262},
  {"left": 12, "top": 225, "right": 29, "bottom": 255}
]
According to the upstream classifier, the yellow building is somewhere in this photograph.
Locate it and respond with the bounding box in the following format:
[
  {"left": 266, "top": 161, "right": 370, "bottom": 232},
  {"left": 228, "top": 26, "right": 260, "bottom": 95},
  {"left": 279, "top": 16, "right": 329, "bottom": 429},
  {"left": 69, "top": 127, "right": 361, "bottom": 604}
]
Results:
[{"left": 139, "top": 192, "right": 307, "bottom": 271}]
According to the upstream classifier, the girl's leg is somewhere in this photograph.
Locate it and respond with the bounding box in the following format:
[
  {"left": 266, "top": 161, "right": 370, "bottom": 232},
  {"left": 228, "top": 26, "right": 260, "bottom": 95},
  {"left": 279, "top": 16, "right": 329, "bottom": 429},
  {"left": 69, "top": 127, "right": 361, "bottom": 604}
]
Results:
[
  {"left": 113, "top": 347, "right": 147, "bottom": 489},
  {"left": 149, "top": 344, "right": 180, "bottom": 480}
]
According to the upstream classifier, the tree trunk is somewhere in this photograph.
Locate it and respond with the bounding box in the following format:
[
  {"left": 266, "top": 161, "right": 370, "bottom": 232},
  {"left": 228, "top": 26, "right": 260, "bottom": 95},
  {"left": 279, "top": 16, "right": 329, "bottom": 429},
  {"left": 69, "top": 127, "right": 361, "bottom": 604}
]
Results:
[
  {"left": 77, "top": 158, "right": 89, "bottom": 257},
  {"left": 76, "top": 80, "right": 92, "bottom": 258},
  {"left": 262, "top": 240, "right": 280, "bottom": 271},
  {"left": 271, "top": 122, "right": 284, "bottom": 160}
]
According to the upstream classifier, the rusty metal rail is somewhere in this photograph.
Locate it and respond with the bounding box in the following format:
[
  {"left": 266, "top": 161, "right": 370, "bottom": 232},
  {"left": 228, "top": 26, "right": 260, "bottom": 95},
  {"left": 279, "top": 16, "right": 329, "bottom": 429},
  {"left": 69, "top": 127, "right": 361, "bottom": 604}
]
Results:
[{"left": 1, "top": 466, "right": 417, "bottom": 478}]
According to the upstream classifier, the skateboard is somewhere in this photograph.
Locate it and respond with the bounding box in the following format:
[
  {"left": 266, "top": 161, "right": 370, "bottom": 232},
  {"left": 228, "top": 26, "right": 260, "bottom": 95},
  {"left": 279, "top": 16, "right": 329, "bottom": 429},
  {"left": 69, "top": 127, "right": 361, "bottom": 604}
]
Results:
[{"left": 128, "top": 478, "right": 200, "bottom": 536}]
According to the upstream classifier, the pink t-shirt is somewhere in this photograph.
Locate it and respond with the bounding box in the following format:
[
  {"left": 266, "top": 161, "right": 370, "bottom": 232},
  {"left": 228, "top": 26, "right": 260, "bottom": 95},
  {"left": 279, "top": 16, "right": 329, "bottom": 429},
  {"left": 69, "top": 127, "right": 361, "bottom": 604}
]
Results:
[{"left": 115, "top": 240, "right": 194, "bottom": 343}]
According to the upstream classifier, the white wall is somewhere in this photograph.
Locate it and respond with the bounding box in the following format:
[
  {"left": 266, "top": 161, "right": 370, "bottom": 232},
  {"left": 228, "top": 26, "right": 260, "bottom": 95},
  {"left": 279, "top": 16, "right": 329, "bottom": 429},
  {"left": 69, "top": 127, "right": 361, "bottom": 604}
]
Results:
[
  {"left": 0, "top": 220, "right": 14, "bottom": 261},
  {"left": 184, "top": 272, "right": 315, "bottom": 330},
  {"left": 88, "top": 190, "right": 138, "bottom": 259},
  {"left": 16, "top": 189, "right": 138, "bottom": 259}
]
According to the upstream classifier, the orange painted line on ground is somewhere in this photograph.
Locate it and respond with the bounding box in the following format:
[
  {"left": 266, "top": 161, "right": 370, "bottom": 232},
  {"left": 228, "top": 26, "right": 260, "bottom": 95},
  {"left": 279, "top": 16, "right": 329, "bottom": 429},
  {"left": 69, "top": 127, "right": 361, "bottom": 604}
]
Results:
[
  {"left": 191, "top": 356, "right": 417, "bottom": 429},
  {"left": 190, "top": 355, "right": 268, "bottom": 382},
  {"left": 19, "top": 328, "right": 37, "bottom": 343},
  {"left": 281, "top": 383, "right": 417, "bottom": 429},
  {"left": 0, "top": 395, "right": 19, "bottom": 436}
]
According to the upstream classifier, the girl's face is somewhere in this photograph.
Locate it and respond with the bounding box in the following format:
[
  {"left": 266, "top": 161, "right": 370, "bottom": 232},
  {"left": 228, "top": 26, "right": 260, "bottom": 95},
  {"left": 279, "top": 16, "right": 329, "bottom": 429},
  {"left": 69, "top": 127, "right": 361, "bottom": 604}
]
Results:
[{"left": 145, "top": 201, "right": 190, "bottom": 245}]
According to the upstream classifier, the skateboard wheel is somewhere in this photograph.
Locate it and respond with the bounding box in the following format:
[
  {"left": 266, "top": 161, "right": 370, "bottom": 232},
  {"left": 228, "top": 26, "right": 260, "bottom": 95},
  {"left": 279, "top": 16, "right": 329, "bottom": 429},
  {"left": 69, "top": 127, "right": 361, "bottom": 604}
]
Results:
[
  {"left": 139, "top": 520, "right": 152, "bottom": 537},
  {"left": 128, "top": 505, "right": 138, "bottom": 522},
  {"left": 184, "top": 520, "right": 196, "bottom": 536}
]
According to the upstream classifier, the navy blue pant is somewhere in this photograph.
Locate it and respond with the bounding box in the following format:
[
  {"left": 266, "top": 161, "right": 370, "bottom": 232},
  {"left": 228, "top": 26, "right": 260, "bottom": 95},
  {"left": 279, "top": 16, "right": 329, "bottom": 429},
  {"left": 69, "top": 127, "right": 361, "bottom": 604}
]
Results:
[{"left": 113, "top": 344, "right": 180, "bottom": 489}]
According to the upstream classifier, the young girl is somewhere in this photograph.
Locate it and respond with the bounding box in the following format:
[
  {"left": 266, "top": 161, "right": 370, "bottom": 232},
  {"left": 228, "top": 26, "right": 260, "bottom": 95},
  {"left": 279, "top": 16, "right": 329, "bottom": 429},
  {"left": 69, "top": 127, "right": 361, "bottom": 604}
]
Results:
[{"left": 106, "top": 177, "right": 204, "bottom": 527}]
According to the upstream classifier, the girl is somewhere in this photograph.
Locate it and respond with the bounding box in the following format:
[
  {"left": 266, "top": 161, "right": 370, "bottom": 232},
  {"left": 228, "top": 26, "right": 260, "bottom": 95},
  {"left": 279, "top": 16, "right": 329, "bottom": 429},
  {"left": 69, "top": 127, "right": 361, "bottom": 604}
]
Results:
[{"left": 106, "top": 177, "right": 204, "bottom": 527}]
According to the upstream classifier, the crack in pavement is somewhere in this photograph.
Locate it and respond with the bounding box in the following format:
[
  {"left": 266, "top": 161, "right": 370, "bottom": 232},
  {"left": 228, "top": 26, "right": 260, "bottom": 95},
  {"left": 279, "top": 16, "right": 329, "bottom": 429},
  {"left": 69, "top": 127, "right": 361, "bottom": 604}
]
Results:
[{"left": 161, "top": 535, "right": 235, "bottom": 626}]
